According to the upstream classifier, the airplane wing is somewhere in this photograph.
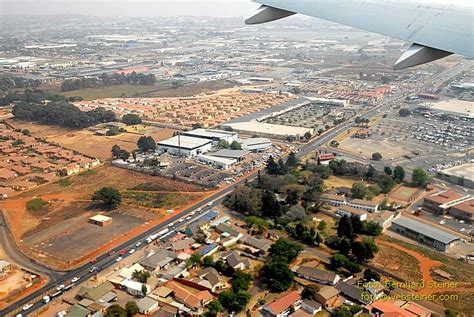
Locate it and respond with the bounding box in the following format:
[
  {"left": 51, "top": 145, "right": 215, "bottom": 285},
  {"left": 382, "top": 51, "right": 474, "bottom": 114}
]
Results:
[{"left": 245, "top": 0, "right": 474, "bottom": 70}]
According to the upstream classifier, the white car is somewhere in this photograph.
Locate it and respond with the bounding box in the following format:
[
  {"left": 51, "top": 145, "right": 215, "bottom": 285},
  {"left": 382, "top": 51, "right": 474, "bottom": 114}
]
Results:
[
  {"left": 178, "top": 218, "right": 184, "bottom": 223},
  {"left": 439, "top": 220, "right": 446, "bottom": 225},
  {"left": 168, "top": 222, "right": 174, "bottom": 227},
  {"left": 135, "top": 242, "right": 142, "bottom": 247},
  {"left": 129, "top": 248, "right": 136, "bottom": 254},
  {"left": 116, "top": 256, "right": 123, "bottom": 262},
  {"left": 56, "top": 284, "right": 65, "bottom": 291},
  {"left": 190, "top": 211, "right": 196, "bottom": 216},
  {"left": 186, "top": 216, "right": 192, "bottom": 220},
  {"left": 207, "top": 202, "right": 213, "bottom": 206},
  {"left": 89, "top": 267, "right": 97, "bottom": 273},
  {"left": 460, "top": 228, "right": 466, "bottom": 232},
  {"left": 196, "top": 208, "right": 202, "bottom": 212},
  {"left": 22, "top": 304, "right": 33, "bottom": 311},
  {"left": 71, "top": 276, "right": 80, "bottom": 283}
]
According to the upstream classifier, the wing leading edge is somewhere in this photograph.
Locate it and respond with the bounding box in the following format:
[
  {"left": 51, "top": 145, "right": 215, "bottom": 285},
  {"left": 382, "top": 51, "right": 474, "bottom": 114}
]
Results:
[{"left": 245, "top": 0, "right": 473, "bottom": 70}]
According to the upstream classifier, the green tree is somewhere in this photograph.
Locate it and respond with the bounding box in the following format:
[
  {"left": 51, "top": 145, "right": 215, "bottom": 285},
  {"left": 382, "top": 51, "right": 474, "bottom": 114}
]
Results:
[
  {"left": 286, "top": 152, "right": 298, "bottom": 167},
  {"left": 330, "top": 253, "right": 348, "bottom": 269},
  {"left": 125, "top": 301, "right": 139, "bottom": 316},
  {"left": 260, "top": 261, "right": 295, "bottom": 292},
  {"left": 205, "top": 300, "right": 223, "bottom": 317},
  {"left": 371, "top": 152, "right": 383, "bottom": 161},
  {"left": 317, "top": 220, "right": 327, "bottom": 231},
  {"left": 105, "top": 304, "right": 127, "bottom": 317},
  {"left": 337, "top": 215, "right": 355, "bottom": 241},
  {"left": 412, "top": 168, "right": 430, "bottom": 187},
  {"left": 137, "top": 136, "right": 156, "bottom": 151},
  {"left": 122, "top": 114, "right": 142, "bottom": 125},
  {"left": 112, "top": 144, "right": 122, "bottom": 158},
  {"left": 384, "top": 166, "right": 393, "bottom": 175},
  {"left": 269, "top": 238, "right": 303, "bottom": 263},
  {"left": 218, "top": 290, "right": 250, "bottom": 312},
  {"left": 187, "top": 252, "right": 202, "bottom": 268},
  {"left": 377, "top": 175, "right": 396, "bottom": 193},
  {"left": 217, "top": 139, "right": 230, "bottom": 149},
  {"left": 266, "top": 156, "right": 280, "bottom": 175},
  {"left": 363, "top": 268, "right": 381, "bottom": 281},
  {"left": 231, "top": 270, "right": 253, "bottom": 292},
  {"left": 393, "top": 165, "right": 405, "bottom": 182},
  {"left": 92, "top": 187, "right": 122, "bottom": 209},
  {"left": 301, "top": 284, "right": 320, "bottom": 300},
  {"left": 444, "top": 309, "right": 458, "bottom": 317},
  {"left": 230, "top": 141, "right": 242, "bottom": 150},
  {"left": 314, "top": 232, "right": 323, "bottom": 246},
  {"left": 26, "top": 198, "right": 48, "bottom": 212},
  {"left": 202, "top": 255, "right": 214, "bottom": 267},
  {"left": 333, "top": 307, "right": 352, "bottom": 317},
  {"left": 304, "top": 131, "right": 312, "bottom": 141},
  {"left": 351, "top": 182, "right": 367, "bottom": 199},
  {"left": 261, "top": 190, "right": 281, "bottom": 219},
  {"left": 132, "top": 270, "right": 151, "bottom": 283}
]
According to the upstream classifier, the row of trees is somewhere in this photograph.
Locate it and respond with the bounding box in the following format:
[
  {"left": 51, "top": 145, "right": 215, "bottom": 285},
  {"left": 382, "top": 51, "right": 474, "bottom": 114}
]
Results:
[
  {"left": 12, "top": 101, "right": 116, "bottom": 128},
  {"left": 0, "top": 75, "right": 41, "bottom": 91},
  {"left": 61, "top": 72, "right": 157, "bottom": 92},
  {"left": 0, "top": 89, "right": 81, "bottom": 107},
  {"left": 216, "top": 139, "right": 242, "bottom": 150}
]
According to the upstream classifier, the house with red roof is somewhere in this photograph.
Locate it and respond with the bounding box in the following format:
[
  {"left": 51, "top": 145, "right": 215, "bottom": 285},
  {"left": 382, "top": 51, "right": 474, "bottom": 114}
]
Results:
[{"left": 262, "top": 291, "right": 302, "bottom": 317}]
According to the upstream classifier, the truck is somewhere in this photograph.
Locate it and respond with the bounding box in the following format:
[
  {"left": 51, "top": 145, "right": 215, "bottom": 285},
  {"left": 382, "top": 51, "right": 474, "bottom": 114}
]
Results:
[{"left": 156, "top": 228, "right": 169, "bottom": 237}]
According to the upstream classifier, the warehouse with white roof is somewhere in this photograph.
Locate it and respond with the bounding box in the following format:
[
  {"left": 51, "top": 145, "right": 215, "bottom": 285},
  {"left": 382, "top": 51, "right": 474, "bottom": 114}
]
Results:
[
  {"left": 222, "top": 121, "right": 313, "bottom": 140},
  {"left": 157, "top": 135, "right": 212, "bottom": 157},
  {"left": 182, "top": 128, "right": 237, "bottom": 145}
]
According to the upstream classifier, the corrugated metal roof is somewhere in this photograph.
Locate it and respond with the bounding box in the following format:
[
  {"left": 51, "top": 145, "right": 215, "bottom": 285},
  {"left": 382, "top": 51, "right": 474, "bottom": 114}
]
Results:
[{"left": 392, "top": 216, "right": 460, "bottom": 244}]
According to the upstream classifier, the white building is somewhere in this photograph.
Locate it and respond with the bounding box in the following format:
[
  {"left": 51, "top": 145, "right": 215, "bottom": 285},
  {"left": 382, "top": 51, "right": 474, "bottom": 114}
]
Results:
[
  {"left": 223, "top": 121, "right": 313, "bottom": 141},
  {"left": 157, "top": 135, "right": 212, "bottom": 157},
  {"left": 120, "top": 279, "right": 150, "bottom": 297},
  {"left": 240, "top": 138, "right": 272, "bottom": 152},
  {"left": 348, "top": 199, "right": 379, "bottom": 213},
  {"left": 197, "top": 154, "right": 237, "bottom": 170},
  {"left": 321, "top": 194, "right": 347, "bottom": 207},
  {"left": 337, "top": 205, "right": 368, "bottom": 221},
  {"left": 182, "top": 128, "right": 238, "bottom": 145}
]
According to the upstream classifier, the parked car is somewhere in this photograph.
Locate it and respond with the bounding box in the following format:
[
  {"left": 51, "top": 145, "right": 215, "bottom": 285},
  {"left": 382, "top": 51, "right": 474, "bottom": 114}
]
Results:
[
  {"left": 129, "top": 249, "right": 136, "bottom": 254},
  {"left": 116, "top": 256, "right": 123, "bottom": 262},
  {"left": 135, "top": 242, "right": 142, "bottom": 247},
  {"left": 71, "top": 276, "right": 80, "bottom": 283},
  {"left": 22, "top": 304, "right": 33, "bottom": 311},
  {"left": 89, "top": 267, "right": 98, "bottom": 273},
  {"left": 56, "top": 284, "right": 65, "bottom": 291}
]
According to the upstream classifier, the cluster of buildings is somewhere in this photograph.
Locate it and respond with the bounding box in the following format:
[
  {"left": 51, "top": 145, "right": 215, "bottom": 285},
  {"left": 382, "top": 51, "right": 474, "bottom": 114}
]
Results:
[
  {"left": 0, "top": 124, "right": 100, "bottom": 199},
  {"left": 423, "top": 189, "right": 473, "bottom": 224},
  {"left": 63, "top": 211, "right": 272, "bottom": 317},
  {"left": 73, "top": 93, "right": 295, "bottom": 129}
]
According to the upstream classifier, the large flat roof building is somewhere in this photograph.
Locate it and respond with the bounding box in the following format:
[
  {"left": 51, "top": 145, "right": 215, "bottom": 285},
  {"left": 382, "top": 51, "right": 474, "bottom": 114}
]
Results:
[
  {"left": 222, "top": 121, "right": 313, "bottom": 140},
  {"left": 390, "top": 216, "right": 460, "bottom": 252},
  {"left": 436, "top": 163, "right": 474, "bottom": 189},
  {"left": 157, "top": 135, "right": 212, "bottom": 157},
  {"left": 182, "top": 129, "right": 237, "bottom": 145},
  {"left": 239, "top": 138, "right": 272, "bottom": 152}
]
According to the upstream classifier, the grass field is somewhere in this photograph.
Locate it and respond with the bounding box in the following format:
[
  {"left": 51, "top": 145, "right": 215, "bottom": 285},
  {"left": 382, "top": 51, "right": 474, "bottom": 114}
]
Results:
[{"left": 389, "top": 185, "right": 421, "bottom": 202}]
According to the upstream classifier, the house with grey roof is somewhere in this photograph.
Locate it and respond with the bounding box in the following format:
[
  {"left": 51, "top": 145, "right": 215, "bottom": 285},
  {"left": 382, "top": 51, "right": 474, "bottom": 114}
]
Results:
[
  {"left": 220, "top": 250, "right": 251, "bottom": 270},
  {"left": 390, "top": 216, "right": 461, "bottom": 252},
  {"left": 294, "top": 266, "right": 340, "bottom": 285},
  {"left": 137, "top": 296, "right": 159, "bottom": 314},
  {"left": 139, "top": 249, "right": 178, "bottom": 271},
  {"left": 240, "top": 235, "right": 270, "bottom": 254},
  {"left": 193, "top": 267, "right": 228, "bottom": 292}
]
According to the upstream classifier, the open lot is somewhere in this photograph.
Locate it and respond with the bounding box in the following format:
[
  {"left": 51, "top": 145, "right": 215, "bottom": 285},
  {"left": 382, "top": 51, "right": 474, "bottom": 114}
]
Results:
[
  {"left": 7, "top": 120, "right": 175, "bottom": 159},
  {"left": 388, "top": 185, "right": 422, "bottom": 203},
  {"left": 1, "top": 165, "right": 211, "bottom": 268}
]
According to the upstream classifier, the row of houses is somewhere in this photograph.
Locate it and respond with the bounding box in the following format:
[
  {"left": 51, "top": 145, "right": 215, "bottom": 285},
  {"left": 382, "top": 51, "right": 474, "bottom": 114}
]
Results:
[
  {"left": 0, "top": 124, "right": 100, "bottom": 199},
  {"left": 321, "top": 194, "right": 380, "bottom": 212}
]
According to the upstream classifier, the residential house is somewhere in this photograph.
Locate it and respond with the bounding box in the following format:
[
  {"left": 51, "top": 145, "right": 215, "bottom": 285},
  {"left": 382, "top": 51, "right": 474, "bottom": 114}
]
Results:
[
  {"left": 194, "top": 267, "right": 228, "bottom": 292},
  {"left": 348, "top": 199, "right": 379, "bottom": 212},
  {"left": 294, "top": 266, "right": 340, "bottom": 285},
  {"left": 139, "top": 249, "right": 178, "bottom": 272},
  {"left": 240, "top": 235, "right": 270, "bottom": 254},
  {"left": 76, "top": 281, "right": 117, "bottom": 302},
  {"left": 0, "top": 168, "right": 16, "bottom": 181},
  {"left": 165, "top": 281, "right": 213, "bottom": 314},
  {"left": 137, "top": 297, "right": 160, "bottom": 314},
  {"left": 0, "top": 187, "right": 15, "bottom": 199},
  {"left": 120, "top": 278, "right": 151, "bottom": 296},
  {"left": 335, "top": 281, "right": 372, "bottom": 305},
  {"left": 215, "top": 223, "right": 243, "bottom": 247},
  {"left": 300, "top": 300, "right": 322, "bottom": 315},
  {"left": 7, "top": 180, "right": 37, "bottom": 190},
  {"left": 66, "top": 304, "right": 92, "bottom": 317},
  {"left": 314, "top": 286, "right": 340, "bottom": 309},
  {"left": 220, "top": 250, "right": 251, "bottom": 270},
  {"left": 371, "top": 211, "right": 397, "bottom": 230},
  {"left": 262, "top": 291, "right": 302, "bottom": 317}
]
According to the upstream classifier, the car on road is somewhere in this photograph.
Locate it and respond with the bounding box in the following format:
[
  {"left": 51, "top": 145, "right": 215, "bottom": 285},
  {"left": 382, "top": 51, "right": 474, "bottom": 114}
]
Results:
[
  {"left": 22, "top": 304, "right": 33, "bottom": 311},
  {"left": 207, "top": 201, "right": 213, "bottom": 206},
  {"left": 56, "top": 284, "right": 65, "bottom": 291},
  {"left": 71, "top": 276, "right": 80, "bottom": 283},
  {"left": 108, "top": 250, "right": 116, "bottom": 256},
  {"left": 190, "top": 211, "right": 196, "bottom": 216},
  {"left": 89, "top": 266, "right": 98, "bottom": 273},
  {"left": 439, "top": 220, "right": 446, "bottom": 225},
  {"left": 129, "top": 248, "right": 136, "bottom": 254},
  {"left": 116, "top": 256, "right": 123, "bottom": 262},
  {"left": 185, "top": 216, "right": 192, "bottom": 220},
  {"left": 197, "top": 208, "right": 202, "bottom": 212},
  {"left": 168, "top": 222, "right": 174, "bottom": 227},
  {"left": 118, "top": 249, "right": 127, "bottom": 255},
  {"left": 178, "top": 218, "right": 184, "bottom": 223},
  {"left": 135, "top": 241, "right": 142, "bottom": 247}
]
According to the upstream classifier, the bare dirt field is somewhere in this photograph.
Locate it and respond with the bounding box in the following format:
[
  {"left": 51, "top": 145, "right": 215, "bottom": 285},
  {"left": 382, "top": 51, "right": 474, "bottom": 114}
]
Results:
[
  {"left": 1, "top": 165, "right": 212, "bottom": 269},
  {"left": 7, "top": 120, "right": 176, "bottom": 159},
  {"left": 389, "top": 185, "right": 422, "bottom": 203}
]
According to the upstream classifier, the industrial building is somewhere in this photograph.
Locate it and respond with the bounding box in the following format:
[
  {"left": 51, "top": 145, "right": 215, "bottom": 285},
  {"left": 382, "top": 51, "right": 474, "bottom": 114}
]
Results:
[
  {"left": 157, "top": 136, "right": 212, "bottom": 157},
  {"left": 222, "top": 121, "right": 313, "bottom": 141},
  {"left": 436, "top": 163, "right": 474, "bottom": 189},
  {"left": 239, "top": 138, "right": 272, "bottom": 152},
  {"left": 196, "top": 154, "right": 237, "bottom": 170},
  {"left": 390, "top": 216, "right": 460, "bottom": 252},
  {"left": 422, "top": 189, "right": 470, "bottom": 214},
  {"left": 182, "top": 129, "right": 237, "bottom": 145},
  {"left": 212, "top": 149, "right": 250, "bottom": 161}
]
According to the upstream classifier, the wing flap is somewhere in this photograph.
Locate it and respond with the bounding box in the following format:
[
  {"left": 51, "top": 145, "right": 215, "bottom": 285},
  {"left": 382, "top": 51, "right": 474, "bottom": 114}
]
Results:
[
  {"left": 393, "top": 44, "right": 453, "bottom": 70},
  {"left": 245, "top": 5, "right": 296, "bottom": 25}
]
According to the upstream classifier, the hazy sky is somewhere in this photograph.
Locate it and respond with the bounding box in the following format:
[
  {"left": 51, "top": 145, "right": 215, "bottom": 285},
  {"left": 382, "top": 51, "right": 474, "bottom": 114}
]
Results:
[{"left": 1, "top": 0, "right": 261, "bottom": 17}]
